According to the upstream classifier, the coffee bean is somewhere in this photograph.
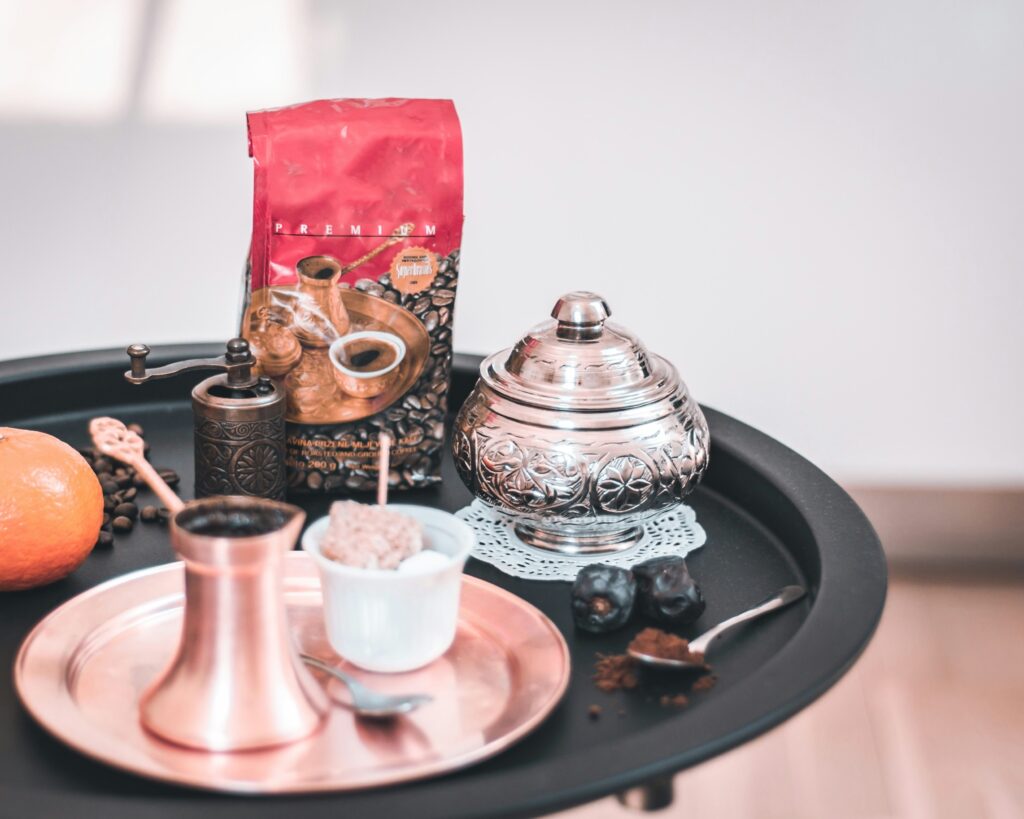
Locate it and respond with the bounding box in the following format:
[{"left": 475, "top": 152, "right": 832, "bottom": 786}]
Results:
[
  {"left": 413, "top": 296, "right": 431, "bottom": 315},
  {"left": 115, "top": 473, "right": 133, "bottom": 489},
  {"left": 306, "top": 471, "right": 324, "bottom": 491},
  {"left": 103, "top": 496, "right": 117, "bottom": 513},
  {"left": 93, "top": 458, "right": 113, "bottom": 474},
  {"left": 323, "top": 473, "right": 346, "bottom": 492},
  {"left": 423, "top": 310, "right": 439, "bottom": 332},
  {"left": 431, "top": 290, "right": 455, "bottom": 306},
  {"left": 157, "top": 469, "right": 180, "bottom": 487},
  {"left": 112, "top": 516, "right": 134, "bottom": 533},
  {"left": 96, "top": 530, "right": 115, "bottom": 548},
  {"left": 133, "top": 474, "right": 147, "bottom": 488},
  {"left": 157, "top": 507, "right": 172, "bottom": 524},
  {"left": 114, "top": 502, "right": 138, "bottom": 520},
  {"left": 99, "top": 477, "right": 119, "bottom": 494},
  {"left": 140, "top": 505, "right": 159, "bottom": 523},
  {"left": 354, "top": 278, "right": 385, "bottom": 297},
  {"left": 121, "top": 486, "right": 137, "bottom": 501}
]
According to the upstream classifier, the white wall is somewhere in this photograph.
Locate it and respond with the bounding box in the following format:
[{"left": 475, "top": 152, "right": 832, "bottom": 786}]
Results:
[{"left": 1, "top": 0, "right": 1021, "bottom": 486}]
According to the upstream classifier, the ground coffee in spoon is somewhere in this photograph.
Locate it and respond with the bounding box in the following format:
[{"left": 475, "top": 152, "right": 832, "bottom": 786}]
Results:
[{"left": 242, "top": 98, "right": 464, "bottom": 494}]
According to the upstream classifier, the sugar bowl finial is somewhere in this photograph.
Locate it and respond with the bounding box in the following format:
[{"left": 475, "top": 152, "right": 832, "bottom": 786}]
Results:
[{"left": 551, "top": 291, "right": 611, "bottom": 339}]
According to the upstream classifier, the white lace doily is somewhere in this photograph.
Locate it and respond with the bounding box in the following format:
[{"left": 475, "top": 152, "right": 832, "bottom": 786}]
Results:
[{"left": 455, "top": 499, "right": 706, "bottom": 582}]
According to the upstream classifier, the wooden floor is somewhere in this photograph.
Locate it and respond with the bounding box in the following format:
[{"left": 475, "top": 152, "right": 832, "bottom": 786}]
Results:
[{"left": 557, "top": 576, "right": 1024, "bottom": 819}]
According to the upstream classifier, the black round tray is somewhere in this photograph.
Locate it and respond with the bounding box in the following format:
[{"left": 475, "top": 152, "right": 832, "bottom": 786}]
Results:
[{"left": 0, "top": 345, "right": 886, "bottom": 819}]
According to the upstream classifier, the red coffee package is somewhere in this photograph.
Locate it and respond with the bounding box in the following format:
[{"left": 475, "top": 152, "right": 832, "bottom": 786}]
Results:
[{"left": 242, "top": 99, "right": 463, "bottom": 494}]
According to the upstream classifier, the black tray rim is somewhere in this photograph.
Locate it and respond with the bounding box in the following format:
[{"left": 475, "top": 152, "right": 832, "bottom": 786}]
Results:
[{"left": 0, "top": 344, "right": 887, "bottom": 818}]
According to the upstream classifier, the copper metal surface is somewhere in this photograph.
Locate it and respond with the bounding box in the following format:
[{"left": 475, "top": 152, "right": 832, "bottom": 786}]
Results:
[
  {"left": 140, "top": 498, "right": 328, "bottom": 751},
  {"left": 14, "top": 553, "right": 569, "bottom": 794}
]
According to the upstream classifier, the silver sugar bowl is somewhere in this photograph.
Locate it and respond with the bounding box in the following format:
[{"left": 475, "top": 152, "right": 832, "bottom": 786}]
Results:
[{"left": 452, "top": 292, "right": 710, "bottom": 555}]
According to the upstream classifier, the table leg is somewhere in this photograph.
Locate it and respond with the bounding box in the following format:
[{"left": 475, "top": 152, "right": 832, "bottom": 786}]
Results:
[{"left": 615, "top": 775, "right": 674, "bottom": 811}]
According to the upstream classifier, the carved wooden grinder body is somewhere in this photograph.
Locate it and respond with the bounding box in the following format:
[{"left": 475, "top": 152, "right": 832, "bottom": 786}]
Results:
[{"left": 125, "top": 339, "right": 287, "bottom": 500}]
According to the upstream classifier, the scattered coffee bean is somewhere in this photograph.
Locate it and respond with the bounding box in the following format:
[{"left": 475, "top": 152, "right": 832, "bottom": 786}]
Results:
[
  {"left": 114, "top": 502, "right": 138, "bottom": 520},
  {"left": 121, "top": 486, "right": 137, "bottom": 501},
  {"left": 111, "top": 516, "right": 134, "bottom": 533},
  {"left": 96, "top": 530, "right": 115, "bottom": 548},
  {"left": 140, "top": 505, "right": 159, "bottom": 523},
  {"left": 157, "top": 507, "right": 172, "bottom": 524},
  {"left": 157, "top": 469, "right": 180, "bottom": 487}
]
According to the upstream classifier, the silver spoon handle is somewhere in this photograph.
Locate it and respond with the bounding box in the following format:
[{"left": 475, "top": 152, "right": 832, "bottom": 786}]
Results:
[
  {"left": 688, "top": 585, "right": 806, "bottom": 656},
  {"left": 301, "top": 654, "right": 362, "bottom": 692}
]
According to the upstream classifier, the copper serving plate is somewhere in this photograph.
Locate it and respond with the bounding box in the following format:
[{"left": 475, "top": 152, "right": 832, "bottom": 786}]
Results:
[
  {"left": 14, "top": 553, "right": 570, "bottom": 794},
  {"left": 245, "top": 288, "right": 431, "bottom": 424}
]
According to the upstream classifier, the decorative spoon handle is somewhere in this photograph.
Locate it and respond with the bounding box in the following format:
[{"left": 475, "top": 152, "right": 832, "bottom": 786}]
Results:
[
  {"left": 688, "top": 585, "right": 806, "bottom": 657},
  {"left": 88, "top": 417, "right": 185, "bottom": 513}
]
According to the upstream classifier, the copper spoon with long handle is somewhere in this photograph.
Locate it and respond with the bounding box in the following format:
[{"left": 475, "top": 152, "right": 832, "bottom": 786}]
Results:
[{"left": 88, "top": 417, "right": 184, "bottom": 513}]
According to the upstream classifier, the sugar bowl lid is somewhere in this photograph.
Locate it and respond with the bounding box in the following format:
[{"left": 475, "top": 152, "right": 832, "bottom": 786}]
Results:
[{"left": 480, "top": 291, "right": 679, "bottom": 411}]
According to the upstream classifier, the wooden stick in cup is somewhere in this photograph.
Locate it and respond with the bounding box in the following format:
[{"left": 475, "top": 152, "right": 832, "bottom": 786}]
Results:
[{"left": 377, "top": 432, "right": 392, "bottom": 506}]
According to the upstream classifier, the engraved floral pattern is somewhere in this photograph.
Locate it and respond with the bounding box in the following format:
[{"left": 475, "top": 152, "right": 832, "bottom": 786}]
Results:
[
  {"left": 452, "top": 428, "right": 473, "bottom": 485},
  {"left": 596, "top": 456, "right": 655, "bottom": 513},
  {"left": 477, "top": 438, "right": 585, "bottom": 512},
  {"left": 195, "top": 418, "right": 286, "bottom": 500},
  {"left": 233, "top": 442, "right": 284, "bottom": 496}
]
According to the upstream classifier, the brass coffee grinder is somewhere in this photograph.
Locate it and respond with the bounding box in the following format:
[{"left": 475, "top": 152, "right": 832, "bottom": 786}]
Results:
[{"left": 124, "top": 338, "right": 287, "bottom": 500}]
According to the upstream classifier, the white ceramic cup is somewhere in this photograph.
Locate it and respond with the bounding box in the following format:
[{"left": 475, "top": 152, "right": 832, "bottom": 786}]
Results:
[
  {"left": 302, "top": 505, "right": 474, "bottom": 673},
  {"left": 328, "top": 330, "right": 406, "bottom": 399}
]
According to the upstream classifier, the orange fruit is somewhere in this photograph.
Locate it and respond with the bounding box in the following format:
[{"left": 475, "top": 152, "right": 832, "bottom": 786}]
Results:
[{"left": 0, "top": 427, "right": 103, "bottom": 591}]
